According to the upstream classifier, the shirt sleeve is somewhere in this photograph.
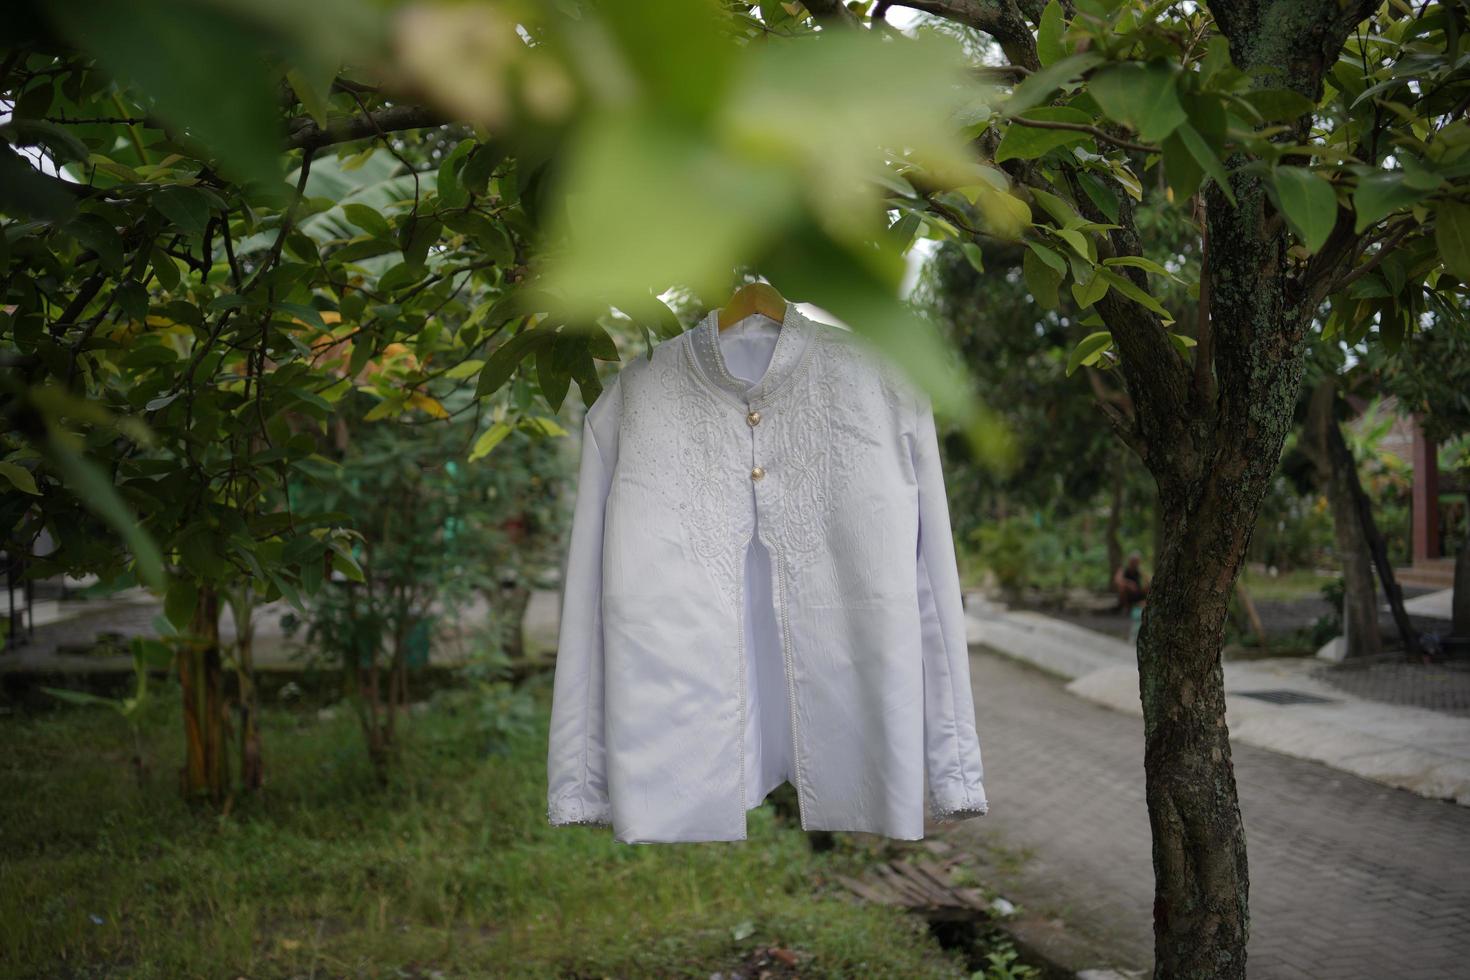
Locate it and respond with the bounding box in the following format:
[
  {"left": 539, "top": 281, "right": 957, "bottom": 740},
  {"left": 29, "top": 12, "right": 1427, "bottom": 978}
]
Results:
[
  {"left": 546, "top": 376, "right": 622, "bottom": 827},
  {"left": 910, "top": 393, "right": 989, "bottom": 822}
]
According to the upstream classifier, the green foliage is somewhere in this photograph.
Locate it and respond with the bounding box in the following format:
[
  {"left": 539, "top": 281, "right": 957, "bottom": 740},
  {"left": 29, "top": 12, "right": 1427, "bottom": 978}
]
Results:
[
  {"left": 282, "top": 399, "right": 567, "bottom": 765},
  {"left": 967, "top": 512, "right": 1127, "bottom": 597},
  {"left": 0, "top": 698, "right": 981, "bottom": 978},
  {"left": 971, "top": 936, "right": 1042, "bottom": 979}
]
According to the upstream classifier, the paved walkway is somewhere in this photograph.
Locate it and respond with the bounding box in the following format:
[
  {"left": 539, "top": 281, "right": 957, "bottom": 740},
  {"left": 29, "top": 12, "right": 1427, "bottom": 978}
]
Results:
[
  {"left": 0, "top": 586, "right": 557, "bottom": 679},
  {"left": 1311, "top": 653, "right": 1470, "bottom": 717},
  {"left": 950, "top": 646, "right": 1470, "bottom": 980},
  {"left": 969, "top": 598, "right": 1470, "bottom": 807}
]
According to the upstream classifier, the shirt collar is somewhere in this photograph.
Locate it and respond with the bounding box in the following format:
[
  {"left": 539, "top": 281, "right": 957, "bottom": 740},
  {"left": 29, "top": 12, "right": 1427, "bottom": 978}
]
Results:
[{"left": 686, "top": 303, "right": 816, "bottom": 409}]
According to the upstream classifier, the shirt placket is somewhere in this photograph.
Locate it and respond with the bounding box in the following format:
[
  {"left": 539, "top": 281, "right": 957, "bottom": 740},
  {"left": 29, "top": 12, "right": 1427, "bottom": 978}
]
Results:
[{"left": 743, "top": 394, "right": 809, "bottom": 829}]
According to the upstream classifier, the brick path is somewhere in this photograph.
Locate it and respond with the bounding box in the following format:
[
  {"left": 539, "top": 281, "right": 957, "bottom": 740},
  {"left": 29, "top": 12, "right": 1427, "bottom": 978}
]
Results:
[
  {"left": 946, "top": 647, "right": 1470, "bottom": 979},
  {"left": 1310, "top": 653, "right": 1470, "bottom": 718}
]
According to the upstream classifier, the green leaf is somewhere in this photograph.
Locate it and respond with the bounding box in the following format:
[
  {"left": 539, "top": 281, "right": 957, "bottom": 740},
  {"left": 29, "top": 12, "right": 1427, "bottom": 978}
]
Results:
[
  {"left": 150, "top": 247, "right": 181, "bottom": 291},
  {"left": 46, "top": 437, "right": 164, "bottom": 589},
  {"left": 114, "top": 279, "right": 149, "bottom": 322},
  {"left": 437, "top": 153, "right": 469, "bottom": 210},
  {"left": 888, "top": 211, "right": 921, "bottom": 251},
  {"left": 1065, "top": 331, "right": 1113, "bottom": 376},
  {"left": 68, "top": 213, "right": 124, "bottom": 271},
  {"left": 399, "top": 216, "right": 441, "bottom": 273},
  {"left": 1029, "top": 187, "right": 1082, "bottom": 228},
  {"left": 1023, "top": 246, "right": 1063, "bottom": 308},
  {"left": 995, "top": 106, "right": 1094, "bottom": 162},
  {"left": 1036, "top": 1, "right": 1066, "bottom": 67},
  {"left": 165, "top": 576, "right": 197, "bottom": 630},
  {"left": 576, "top": 324, "right": 620, "bottom": 361},
  {"left": 0, "top": 461, "right": 40, "bottom": 495},
  {"left": 1050, "top": 226, "right": 1092, "bottom": 260},
  {"left": 1175, "top": 122, "right": 1236, "bottom": 206},
  {"left": 620, "top": 292, "right": 683, "bottom": 340},
  {"left": 1088, "top": 62, "right": 1186, "bottom": 142},
  {"left": 1071, "top": 273, "right": 1109, "bottom": 308},
  {"left": 1435, "top": 201, "right": 1470, "bottom": 281},
  {"left": 1199, "top": 35, "right": 1231, "bottom": 86},
  {"left": 1025, "top": 239, "right": 1067, "bottom": 274},
  {"left": 468, "top": 421, "right": 512, "bottom": 461},
  {"left": 286, "top": 67, "right": 332, "bottom": 127},
  {"left": 132, "top": 637, "right": 175, "bottom": 670},
  {"left": 567, "top": 341, "right": 603, "bottom": 406},
  {"left": 43, "top": 687, "right": 119, "bottom": 710},
  {"left": 442, "top": 212, "right": 514, "bottom": 265},
  {"left": 461, "top": 142, "right": 506, "bottom": 194},
  {"left": 0, "top": 143, "right": 74, "bottom": 221},
  {"left": 476, "top": 327, "right": 555, "bottom": 398},
  {"left": 522, "top": 416, "right": 569, "bottom": 437},
  {"left": 1076, "top": 171, "right": 1120, "bottom": 223},
  {"left": 1096, "top": 267, "right": 1173, "bottom": 323},
  {"left": 1272, "top": 166, "right": 1338, "bottom": 254},
  {"left": 960, "top": 241, "right": 985, "bottom": 273},
  {"left": 266, "top": 569, "right": 306, "bottom": 618},
  {"left": 1353, "top": 171, "right": 1431, "bottom": 233},
  {"left": 1161, "top": 130, "right": 1203, "bottom": 202},
  {"left": 343, "top": 203, "right": 391, "bottom": 238},
  {"left": 538, "top": 332, "right": 582, "bottom": 413},
  {"left": 152, "top": 185, "right": 213, "bottom": 237},
  {"left": 1005, "top": 52, "right": 1105, "bottom": 116},
  {"left": 50, "top": 0, "right": 282, "bottom": 185},
  {"left": 1238, "top": 87, "right": 1317, "bottom": 123},
  {"left": 1104, "top": 255, "right": 1174, "bottom": 278}
]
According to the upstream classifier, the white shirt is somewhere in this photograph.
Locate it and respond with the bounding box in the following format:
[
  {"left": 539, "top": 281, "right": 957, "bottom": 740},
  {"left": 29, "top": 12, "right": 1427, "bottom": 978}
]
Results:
[{"left": 547, "top": 304, "right": 989, "bottom": 843}]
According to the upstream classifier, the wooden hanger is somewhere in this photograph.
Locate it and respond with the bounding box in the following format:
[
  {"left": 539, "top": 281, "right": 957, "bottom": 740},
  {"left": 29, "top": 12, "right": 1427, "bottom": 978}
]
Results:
[{"left": 717, "top": 280, "right": 788, "bottom": 332}]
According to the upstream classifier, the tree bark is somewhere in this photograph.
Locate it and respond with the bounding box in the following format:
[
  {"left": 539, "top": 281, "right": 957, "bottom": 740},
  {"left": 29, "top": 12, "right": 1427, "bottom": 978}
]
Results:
[
  {"left": 1304, "top": 381, "right": 1381, "bottom": 659},
  {"left": 1323, "top": 401, "right": 1421, "bottom": 657},
  {"left": 1136, "top": 467, "right": 1257, "bottom": 979},
  {"left": 180, "top": 586, "right": 230, "bottom": 805},
  {"left": 1106, "top": 454, "right": 1125, "bottom": 584},
  {"left": 1233, "top": 579, "right": 1268, "bottom": 648},
  {"left": 228, "top": 588, "right": 264, "bottom": 792},
  {"left": 1452, "top": 503, "right": 1470, "bottom": 646}
]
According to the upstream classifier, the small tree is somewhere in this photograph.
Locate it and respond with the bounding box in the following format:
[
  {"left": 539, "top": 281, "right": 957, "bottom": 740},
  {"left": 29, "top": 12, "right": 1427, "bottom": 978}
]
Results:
[{"left": 288, "top": 395, "right": 567, "bottom": 777}]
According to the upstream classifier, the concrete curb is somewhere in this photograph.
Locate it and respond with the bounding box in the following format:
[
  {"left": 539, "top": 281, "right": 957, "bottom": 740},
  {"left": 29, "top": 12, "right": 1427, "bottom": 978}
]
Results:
[{"left": 965, "top": 596, "right": 1470, "bottom": 808}]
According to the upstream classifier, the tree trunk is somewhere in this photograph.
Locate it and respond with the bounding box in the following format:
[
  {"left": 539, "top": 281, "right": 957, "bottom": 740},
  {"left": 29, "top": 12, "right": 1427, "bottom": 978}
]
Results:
[
  {"left": 1305, "top": 381, "right": 1381, "bottom": 659},
  {"left": 179, "top": 586, "right": 230, "bottom": 805},
  {"left": 228, "top": 588, "right": 264, "bottom": 792},
  {"left": 1122, "top": 140, "right": 1316, "bottom": 978},
  {"left": 1137, "top": 481, "right": 1254, "bottom": 979},
  {"left": 1452, "top": 518, "right": 1470, "bottom": 646},
  {"left": 1323, "top": 401, "right": 1421, "bottom": 657},
  {"left": 1233, "top": 579, "right": 1267, "bottom": 648},
  {"left": 1106, "top": 454, "right": 1125, "bottom": 584}
]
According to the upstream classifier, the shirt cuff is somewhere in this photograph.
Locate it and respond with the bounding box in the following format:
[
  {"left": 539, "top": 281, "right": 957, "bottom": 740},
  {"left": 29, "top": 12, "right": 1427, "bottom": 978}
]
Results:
[
  {"left": 929, "top": 784, "right": 990, "bottom": 823},
  {"left": 548, "top": 794, "right": 613, "bottom": 828}
]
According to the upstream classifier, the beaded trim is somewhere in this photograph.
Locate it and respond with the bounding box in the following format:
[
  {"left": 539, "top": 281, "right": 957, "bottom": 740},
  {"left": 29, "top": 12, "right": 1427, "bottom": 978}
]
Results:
[
  {"left": 930, "top": 797, "right": 989, "bottom": 822},
  {"left": 547, "top": 796, "right": 612, "bottom": 827},
  {"left": 686, "top": 304, "right": 816, "bottom": 410}
]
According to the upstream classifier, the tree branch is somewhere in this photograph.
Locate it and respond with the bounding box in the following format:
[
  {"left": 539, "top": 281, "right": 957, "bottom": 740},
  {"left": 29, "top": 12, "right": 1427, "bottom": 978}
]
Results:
[
  {"left": 802, "top": 0, "right": 863, "bottom": 28},
  {"left": 284, "top": 105, "right": 448, "bottom": 152},
  {"left": 1011, "top": 115, "right": 1156, "bottom": 154},
  {"left": 885, "top": 0, "right": 1041, "bottom": 69}
]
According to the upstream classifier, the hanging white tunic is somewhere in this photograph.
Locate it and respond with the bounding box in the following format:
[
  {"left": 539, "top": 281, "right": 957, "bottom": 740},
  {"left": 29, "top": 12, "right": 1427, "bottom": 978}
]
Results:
[{"left": 547, "top": 304, "right": 989, "bottom": 844}]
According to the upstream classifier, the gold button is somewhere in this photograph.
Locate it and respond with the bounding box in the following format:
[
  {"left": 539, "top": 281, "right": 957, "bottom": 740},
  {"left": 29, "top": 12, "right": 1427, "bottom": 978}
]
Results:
[
  {"left": 747, "top": 410, "right": 761, "bottom": 427},
  {"left": 750, "top": 466, "right": 765, "bottom": 481}
]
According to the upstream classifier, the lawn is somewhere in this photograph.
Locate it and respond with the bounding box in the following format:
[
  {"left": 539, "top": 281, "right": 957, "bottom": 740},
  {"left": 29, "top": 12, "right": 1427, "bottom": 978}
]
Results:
[{"left": 0, "top": 677, "right": 1009, "bottom": 978}]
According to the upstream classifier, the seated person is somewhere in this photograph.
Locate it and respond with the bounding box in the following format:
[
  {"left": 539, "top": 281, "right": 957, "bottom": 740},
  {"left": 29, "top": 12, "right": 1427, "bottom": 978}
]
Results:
[{"left": 1113, "top": 552, "right": 1149, "bottom": 612}]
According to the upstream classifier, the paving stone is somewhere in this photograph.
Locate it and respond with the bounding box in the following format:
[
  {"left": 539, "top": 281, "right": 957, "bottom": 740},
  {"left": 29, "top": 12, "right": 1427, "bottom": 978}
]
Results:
[{"left": 944, "top": 647, "right": 1470, "bottom": 980}]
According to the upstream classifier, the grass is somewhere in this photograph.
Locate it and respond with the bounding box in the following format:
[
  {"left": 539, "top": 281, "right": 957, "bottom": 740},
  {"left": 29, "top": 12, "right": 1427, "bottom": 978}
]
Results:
[
  {"left": 0, "top": 676, "right": 998, "bottom": 979},
  {"left": 1239, "top": 567, "right": 1336, "bottom": 603}
]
